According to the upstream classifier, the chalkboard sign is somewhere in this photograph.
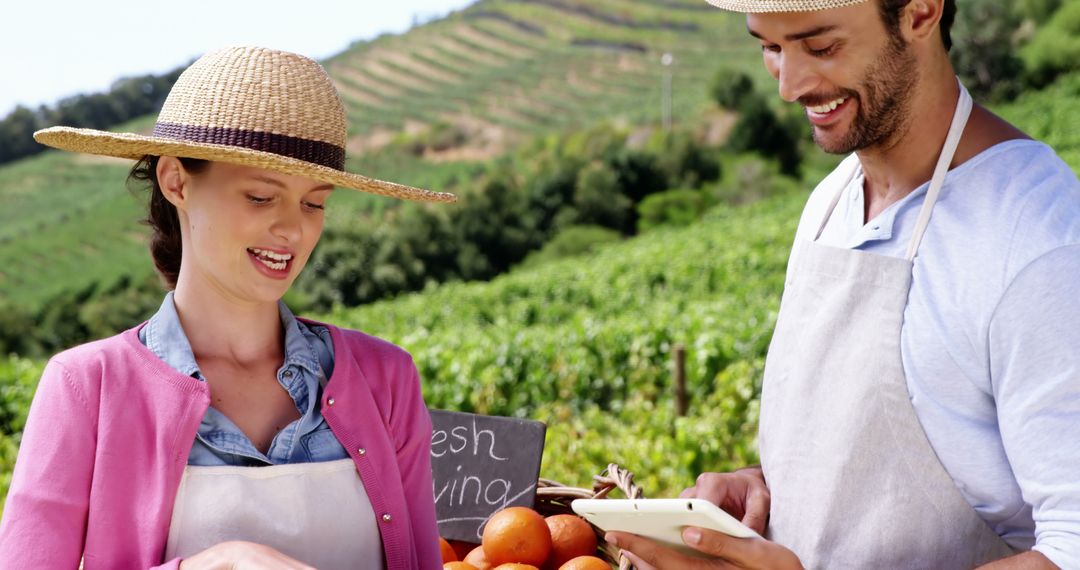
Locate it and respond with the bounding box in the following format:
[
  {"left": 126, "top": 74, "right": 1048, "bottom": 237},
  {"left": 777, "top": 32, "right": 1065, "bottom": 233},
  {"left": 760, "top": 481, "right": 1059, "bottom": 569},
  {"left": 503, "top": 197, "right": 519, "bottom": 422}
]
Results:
[{"left": 429, "top": 409, "right": 547, "bottom": 542}]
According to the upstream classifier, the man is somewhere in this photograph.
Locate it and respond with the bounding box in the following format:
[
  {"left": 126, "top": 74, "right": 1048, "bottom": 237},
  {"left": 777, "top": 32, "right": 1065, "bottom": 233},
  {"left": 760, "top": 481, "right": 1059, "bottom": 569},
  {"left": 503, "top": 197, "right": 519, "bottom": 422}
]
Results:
[{"left": 608, "top": 0, "right": 1080, "bottom": 568}]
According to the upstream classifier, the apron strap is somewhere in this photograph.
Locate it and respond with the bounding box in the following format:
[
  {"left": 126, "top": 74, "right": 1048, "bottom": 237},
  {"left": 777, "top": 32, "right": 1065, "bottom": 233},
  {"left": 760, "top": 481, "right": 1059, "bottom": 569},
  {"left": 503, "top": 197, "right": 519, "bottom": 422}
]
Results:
[
  {"left": 814, "top": 164, "right": 856, "bottom": 241},
  {"left": 812, "top": 78, "right": 974, "bottom": 260},
  {"left": 905, "top": 80, "right": 972, "bottom": 261}
]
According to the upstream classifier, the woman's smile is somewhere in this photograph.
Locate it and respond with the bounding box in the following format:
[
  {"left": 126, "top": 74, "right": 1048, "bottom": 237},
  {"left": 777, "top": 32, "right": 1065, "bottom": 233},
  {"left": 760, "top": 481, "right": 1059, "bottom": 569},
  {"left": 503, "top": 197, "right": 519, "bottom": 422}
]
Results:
[{"left": 247, "top": 246, "right": 294, "bottom": 280}]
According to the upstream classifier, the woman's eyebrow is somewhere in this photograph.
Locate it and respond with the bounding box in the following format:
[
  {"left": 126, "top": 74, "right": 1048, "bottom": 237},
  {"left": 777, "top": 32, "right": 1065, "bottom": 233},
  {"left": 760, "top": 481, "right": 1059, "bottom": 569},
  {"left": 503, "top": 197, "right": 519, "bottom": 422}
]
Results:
[
  {"left": 244, "top": 174, "right": 333, "bottom": 192},
  {"left": 245, "top": 174, "right": 287, "bottom": 188}
]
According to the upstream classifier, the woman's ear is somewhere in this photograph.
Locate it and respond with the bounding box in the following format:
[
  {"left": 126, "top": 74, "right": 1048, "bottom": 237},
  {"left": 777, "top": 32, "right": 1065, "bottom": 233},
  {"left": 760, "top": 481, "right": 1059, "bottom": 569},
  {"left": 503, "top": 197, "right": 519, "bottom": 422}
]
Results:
[
  {"left": 157, "top": 156, "right": 190, "bottom": 210},
  {"left": 903, "top": 0, "right": 945, "bottom": 46}
]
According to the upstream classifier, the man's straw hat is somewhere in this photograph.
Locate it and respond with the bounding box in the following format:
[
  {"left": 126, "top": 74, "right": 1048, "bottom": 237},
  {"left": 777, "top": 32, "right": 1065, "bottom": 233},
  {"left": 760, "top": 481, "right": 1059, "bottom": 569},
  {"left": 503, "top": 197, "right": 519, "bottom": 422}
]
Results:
[
  {"left": 34, "top": 46, "right": 456, "bottom": 203},
  {"left": 705, "top": 0, "right": 867, "bottom": 12}
]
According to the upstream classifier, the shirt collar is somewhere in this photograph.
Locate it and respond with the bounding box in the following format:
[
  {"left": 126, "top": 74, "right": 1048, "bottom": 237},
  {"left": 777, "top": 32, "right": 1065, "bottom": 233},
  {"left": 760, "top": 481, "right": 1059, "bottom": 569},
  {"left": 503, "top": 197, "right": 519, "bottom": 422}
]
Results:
[
  {"left": 144, "top": 291, "right": 202, "bottom": 379},
  {"left": 839, "top": 165, "right": 931, "bottom": 249},
  {"left": 143, "top": 291, "right": 322, "bottom": 379},
  {"left": 277, "top": 300, "right": 322, "bottom": 376}
]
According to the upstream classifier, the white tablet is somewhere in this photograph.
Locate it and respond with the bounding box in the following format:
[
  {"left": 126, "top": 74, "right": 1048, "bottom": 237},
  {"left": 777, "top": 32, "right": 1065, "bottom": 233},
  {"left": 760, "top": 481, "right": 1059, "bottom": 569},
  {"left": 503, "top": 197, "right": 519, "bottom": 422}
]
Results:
[{"left": 570, "top": 498, "right": 759, "bottom": 558}]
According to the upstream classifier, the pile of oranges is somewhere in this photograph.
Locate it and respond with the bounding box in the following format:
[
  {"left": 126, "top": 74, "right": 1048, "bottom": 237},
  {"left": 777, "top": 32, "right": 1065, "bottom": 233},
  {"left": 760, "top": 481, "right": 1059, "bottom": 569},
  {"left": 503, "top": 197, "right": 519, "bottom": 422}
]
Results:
[{"left": 439, "top": 506, "right": 611, "bottom": 570}]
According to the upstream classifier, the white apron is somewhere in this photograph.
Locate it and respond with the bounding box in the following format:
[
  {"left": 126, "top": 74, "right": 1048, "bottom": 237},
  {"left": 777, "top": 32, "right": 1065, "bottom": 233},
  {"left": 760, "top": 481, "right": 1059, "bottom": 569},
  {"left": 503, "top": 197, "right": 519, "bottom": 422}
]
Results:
[
  {"left": 164, "top": 458, "right": 385, "bottom": 569},
  {"left": 759, "top": 82, "right": 1016, "bottom": 568}
]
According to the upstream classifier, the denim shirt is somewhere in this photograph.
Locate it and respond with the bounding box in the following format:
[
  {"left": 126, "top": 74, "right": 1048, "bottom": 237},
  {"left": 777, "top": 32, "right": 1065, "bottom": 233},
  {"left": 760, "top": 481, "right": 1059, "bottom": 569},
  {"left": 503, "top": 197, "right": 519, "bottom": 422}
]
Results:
[{"left": 138, "top": 292, "right": 349, "bottom": 466}]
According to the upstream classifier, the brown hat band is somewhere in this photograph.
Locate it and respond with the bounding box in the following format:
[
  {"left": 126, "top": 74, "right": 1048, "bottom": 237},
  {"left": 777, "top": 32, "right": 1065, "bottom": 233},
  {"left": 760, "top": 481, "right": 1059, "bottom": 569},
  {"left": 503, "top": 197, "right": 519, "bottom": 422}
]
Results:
[{"left": 151, "top": 122, "right": 346, "bottom": 171}]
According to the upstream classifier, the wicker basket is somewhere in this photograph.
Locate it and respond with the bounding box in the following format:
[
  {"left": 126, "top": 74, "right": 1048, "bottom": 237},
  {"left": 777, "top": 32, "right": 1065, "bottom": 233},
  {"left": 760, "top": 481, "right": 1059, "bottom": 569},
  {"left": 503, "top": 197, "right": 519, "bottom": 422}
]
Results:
[{"left": 534, "top": 463, "right": 643, "bottom": 570}]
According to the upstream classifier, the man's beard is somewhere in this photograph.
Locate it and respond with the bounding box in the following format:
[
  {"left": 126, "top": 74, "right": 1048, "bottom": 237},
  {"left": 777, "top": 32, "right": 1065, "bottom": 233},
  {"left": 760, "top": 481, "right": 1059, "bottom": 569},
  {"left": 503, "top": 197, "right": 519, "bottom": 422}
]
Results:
[{"left": 806, "top": 36, "right": 919, "bottom": 154}]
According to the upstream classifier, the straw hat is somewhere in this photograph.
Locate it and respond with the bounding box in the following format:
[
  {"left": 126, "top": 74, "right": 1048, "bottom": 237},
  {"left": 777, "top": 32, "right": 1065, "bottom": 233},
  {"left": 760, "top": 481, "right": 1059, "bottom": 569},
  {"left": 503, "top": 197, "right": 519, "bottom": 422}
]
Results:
[
  {"left": 704, "top": 0, "right": 867, "bottom": 12},
  {"left": 34, "top": 46, "right": 456, "bottom": 203}
]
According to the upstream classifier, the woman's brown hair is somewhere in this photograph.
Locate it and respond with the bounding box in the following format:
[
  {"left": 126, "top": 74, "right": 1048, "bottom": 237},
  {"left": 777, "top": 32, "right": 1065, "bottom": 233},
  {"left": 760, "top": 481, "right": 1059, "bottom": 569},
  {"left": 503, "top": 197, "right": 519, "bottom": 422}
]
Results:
[{"left": 127, "top": 156, "right": 210, "bottom": 289}]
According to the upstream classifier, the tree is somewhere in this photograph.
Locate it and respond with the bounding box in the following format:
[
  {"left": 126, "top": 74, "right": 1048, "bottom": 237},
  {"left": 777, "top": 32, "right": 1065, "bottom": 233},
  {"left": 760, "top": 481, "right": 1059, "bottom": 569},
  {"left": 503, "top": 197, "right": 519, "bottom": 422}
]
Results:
[
  {"left": 950, "top": 0, "right": 1025, "bottom": 101},
  {"left": 710, "top": 70, "right": 756, "bottom": 111},
  {"left": 726, "top": 95, "right": 804, "bottom": 178}
]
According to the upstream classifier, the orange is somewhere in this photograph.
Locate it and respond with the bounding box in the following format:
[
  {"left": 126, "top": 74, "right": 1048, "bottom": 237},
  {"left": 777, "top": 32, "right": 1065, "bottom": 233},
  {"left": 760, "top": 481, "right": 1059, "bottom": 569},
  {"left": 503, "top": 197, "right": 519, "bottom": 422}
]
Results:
[
  {"left": 482, "top": 507, "right": 553, "bottom": 566},
  {"left": 445, "top": 563, "right": 480, "bottom": 570},
  {"left": 544, "top": 515, "right": 598, "bottom": 569},
  {"left": 441, "top": 537, "right": 460, "bottom": 563},
  {"left": 493, "top": 565, "right": 540, "bottom": 570},
  {"left": 465, "top": 545, "right": 493, "bottom": 570},
  {"left": 450, "top": 540, "right": 480, "bottom": 561},
  {"left": 558, "top": 556, "right": 611, "bottom": 570}
]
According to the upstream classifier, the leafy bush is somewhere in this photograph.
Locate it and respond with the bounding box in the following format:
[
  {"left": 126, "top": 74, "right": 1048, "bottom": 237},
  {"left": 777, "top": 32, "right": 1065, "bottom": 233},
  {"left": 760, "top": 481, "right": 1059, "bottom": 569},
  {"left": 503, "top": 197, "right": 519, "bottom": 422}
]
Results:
[
  {"left": 315, "top": 190, "right": 803, "bottom": 493},
  {"left": 709, "top": 154, "right": 802, "bottom": 207},
  {"left": 539, "top": 358, "right": 762, "bottom": 496},
  {"left": 298, "top": 122, "right": 730, "bottom": 311},
  {"left": 710, "top": 70, "right": 756, "bottom": 111},
  {"left": 0, "top": 356, "right": 45, "bottom": 517},
  {"left": 726, "top": 97, "right": 806, "bottom": 177},
  {"left": 568, "top": 160, "right": 634, "bottom": 232},
  {"left": 517, "top": 225, "right": 622, "bottom": 269},
  {"left": 951, "top": 0, "right": 1026, "bottom": 101},
  {"left": 1013, "top": 0, "right": 1063, "bottom": 24},
  {"left": 1021, "top": 2, "right": 1080, "bottom": 88},
  {"left": 0, "top": 273, "right": 164, "bottom": 359},
  {"left": 637, "top": 189, "right": 707, "bottom": 232}
]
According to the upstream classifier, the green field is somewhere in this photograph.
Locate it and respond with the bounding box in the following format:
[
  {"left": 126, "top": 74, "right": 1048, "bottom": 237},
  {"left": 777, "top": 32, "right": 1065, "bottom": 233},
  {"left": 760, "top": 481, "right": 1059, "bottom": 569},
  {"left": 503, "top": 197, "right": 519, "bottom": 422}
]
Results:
[
  {"left": 317, "top": 185, "right": 805, "bottom": 493},
  {"left": 0, "top": 183, "right": 804, "bottom": 514}
]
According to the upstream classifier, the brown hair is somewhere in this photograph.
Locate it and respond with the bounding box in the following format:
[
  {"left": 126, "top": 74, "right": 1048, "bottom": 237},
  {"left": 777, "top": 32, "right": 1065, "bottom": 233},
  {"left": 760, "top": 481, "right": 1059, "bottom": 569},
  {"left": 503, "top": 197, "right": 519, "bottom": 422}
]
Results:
[
  {"left": 127, "top": 156, "right": 210, "bottom": 289},
  {"left": 879, "top": 0, "right": 956, "bottom": 51}
]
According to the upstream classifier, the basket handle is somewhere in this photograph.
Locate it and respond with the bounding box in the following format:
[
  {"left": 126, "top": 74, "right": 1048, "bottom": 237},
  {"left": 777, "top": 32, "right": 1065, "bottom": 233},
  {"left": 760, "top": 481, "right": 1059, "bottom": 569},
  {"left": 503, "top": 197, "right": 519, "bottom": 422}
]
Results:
[{"left": 594, "top": 464, "right": 643, "bottom": 570}]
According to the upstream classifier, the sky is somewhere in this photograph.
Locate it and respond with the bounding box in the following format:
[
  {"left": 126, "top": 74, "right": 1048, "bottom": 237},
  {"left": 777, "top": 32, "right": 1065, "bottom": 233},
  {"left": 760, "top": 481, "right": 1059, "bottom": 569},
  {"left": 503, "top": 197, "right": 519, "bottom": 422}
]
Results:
[{"left": 0, "top": 0, "right": 476, "bottom": 116}]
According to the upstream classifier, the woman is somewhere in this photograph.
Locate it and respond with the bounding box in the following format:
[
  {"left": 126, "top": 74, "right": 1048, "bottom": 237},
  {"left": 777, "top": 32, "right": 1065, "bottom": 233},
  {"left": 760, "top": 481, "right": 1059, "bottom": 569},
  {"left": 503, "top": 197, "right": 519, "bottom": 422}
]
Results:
[{"left": 0, "top": 46, "right": 456, "bottom": 569}]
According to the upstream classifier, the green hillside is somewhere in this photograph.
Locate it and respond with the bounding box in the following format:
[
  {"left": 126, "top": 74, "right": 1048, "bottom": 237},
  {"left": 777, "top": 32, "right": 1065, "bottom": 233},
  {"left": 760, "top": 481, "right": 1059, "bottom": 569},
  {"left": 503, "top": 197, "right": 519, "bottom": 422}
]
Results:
[{"left": 0, "top": 0, "right": 761, "bottom": 310}]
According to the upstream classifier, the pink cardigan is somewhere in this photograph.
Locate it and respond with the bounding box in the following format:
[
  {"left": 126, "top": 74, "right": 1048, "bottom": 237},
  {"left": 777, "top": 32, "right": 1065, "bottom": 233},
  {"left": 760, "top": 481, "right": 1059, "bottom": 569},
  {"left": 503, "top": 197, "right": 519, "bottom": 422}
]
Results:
[{"left": 0, "top": 321, "right": 442, "bottom": 569}]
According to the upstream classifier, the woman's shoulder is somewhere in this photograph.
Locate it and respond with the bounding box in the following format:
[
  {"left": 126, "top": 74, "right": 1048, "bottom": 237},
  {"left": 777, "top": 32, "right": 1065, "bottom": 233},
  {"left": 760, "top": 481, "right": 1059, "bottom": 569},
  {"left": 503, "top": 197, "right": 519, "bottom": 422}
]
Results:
[
  {"left": 299, "top": 318, "right": 414, "bottom": 363},
  {"left": 49, "top": 326, "right": 143, "bottom": 371}
]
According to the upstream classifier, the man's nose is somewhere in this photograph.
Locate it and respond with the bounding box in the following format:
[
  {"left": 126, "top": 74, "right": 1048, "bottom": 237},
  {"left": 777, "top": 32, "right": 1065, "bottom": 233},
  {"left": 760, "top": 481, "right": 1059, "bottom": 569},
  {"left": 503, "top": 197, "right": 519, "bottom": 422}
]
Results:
[{"left": 776, "top": 54, "right": 816, "bottom": 103}]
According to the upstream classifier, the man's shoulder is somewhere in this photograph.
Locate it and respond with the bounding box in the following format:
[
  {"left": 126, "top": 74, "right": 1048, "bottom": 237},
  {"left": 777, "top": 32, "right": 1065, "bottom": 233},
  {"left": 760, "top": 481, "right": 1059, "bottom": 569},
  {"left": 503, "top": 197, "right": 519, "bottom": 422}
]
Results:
[
  {"left": 961, "top": 139, "right": 1077, "bottom": 189},
  {"left": 952, "top": 140, "right": 1080, "bottom": 275}
]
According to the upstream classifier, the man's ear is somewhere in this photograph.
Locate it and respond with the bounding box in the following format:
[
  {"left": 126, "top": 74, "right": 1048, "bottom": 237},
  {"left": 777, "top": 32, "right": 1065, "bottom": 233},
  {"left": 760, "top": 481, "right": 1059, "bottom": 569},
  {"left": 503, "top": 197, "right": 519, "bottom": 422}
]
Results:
[
  {"left": 903, "top": 0, "right": 944, "bottom": 46},
  {"left": 157, "top": 156, "right": 190, "bottom": 209}
]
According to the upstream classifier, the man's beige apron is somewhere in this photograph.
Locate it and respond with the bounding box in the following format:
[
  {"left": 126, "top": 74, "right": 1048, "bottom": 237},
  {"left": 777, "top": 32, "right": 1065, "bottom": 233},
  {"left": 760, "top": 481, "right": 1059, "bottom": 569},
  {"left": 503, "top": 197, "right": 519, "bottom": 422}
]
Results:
[
  {"left": 759, "top": 82, "right": 1016, "bottom": 568},
  {"left": 163, "top": 458, "right": 385, "bottom": 569}
]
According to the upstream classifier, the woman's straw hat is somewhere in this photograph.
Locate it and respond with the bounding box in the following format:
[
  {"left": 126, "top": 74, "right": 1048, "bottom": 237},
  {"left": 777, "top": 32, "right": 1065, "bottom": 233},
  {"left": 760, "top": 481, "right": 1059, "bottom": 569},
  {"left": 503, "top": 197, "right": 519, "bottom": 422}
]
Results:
[
  {"left": 34, "top": 46, "right": 456, "bottom": 203},
  {"left": 704, "top": 0, "right": 867, "bottom": 12}
]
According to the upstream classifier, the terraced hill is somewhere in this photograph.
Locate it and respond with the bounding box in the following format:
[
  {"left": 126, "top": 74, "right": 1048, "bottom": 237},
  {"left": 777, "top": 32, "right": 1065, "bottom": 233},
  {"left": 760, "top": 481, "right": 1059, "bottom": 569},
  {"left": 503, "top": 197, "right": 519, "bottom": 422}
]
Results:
[
  {"left": 329, "top": 0, "right": 756, "bottom": 150},
  {"left": 0, "top": 0, "right": 759, "bottom": 309}
]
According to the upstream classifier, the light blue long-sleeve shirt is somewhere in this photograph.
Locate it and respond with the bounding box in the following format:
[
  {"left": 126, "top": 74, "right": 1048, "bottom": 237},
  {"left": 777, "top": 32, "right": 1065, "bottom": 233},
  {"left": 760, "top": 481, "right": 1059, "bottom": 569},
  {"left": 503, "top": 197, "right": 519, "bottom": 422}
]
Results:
[
  {"left": 138, "top": 292, "right": 349, "bottom": 466},
  {"left": 790, "top": 140, "right": 1080, "bottom": 568}
]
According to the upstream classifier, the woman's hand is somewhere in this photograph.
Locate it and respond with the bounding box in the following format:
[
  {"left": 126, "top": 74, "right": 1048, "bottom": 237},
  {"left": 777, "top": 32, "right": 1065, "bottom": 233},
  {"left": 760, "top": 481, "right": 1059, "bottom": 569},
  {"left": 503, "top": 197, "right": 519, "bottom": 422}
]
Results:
[
  {"left": 680, "top": 466, "right": 771, "bottom": 534},
  {"left": 606, "top": 528, "right": 803, "bottom": 570},
  {"left": 178, "top": 541, "right": 317, "bottom": 570}
]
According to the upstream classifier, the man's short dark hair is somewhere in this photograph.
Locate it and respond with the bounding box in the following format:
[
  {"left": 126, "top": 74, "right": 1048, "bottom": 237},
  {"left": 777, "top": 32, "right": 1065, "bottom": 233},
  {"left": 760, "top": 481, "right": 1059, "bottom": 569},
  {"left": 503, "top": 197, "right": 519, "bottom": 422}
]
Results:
[{"left": 878, "top": 0, "right": 956, "bottom": 51}]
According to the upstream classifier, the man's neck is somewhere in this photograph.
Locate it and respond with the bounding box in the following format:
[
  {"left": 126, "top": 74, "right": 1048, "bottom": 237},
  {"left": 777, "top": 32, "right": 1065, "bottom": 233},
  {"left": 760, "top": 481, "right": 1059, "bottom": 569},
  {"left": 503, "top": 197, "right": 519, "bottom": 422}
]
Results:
[{"left": 856, "top": 69, "right": 961, "bottom": 223}]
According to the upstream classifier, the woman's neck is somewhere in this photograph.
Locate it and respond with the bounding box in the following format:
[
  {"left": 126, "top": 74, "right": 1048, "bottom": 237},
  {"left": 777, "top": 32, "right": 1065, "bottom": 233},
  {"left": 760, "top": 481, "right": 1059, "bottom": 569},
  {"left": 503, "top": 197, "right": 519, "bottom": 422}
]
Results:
[{"left": 172, "top": 282, "right": 284, "bottom": 368}]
